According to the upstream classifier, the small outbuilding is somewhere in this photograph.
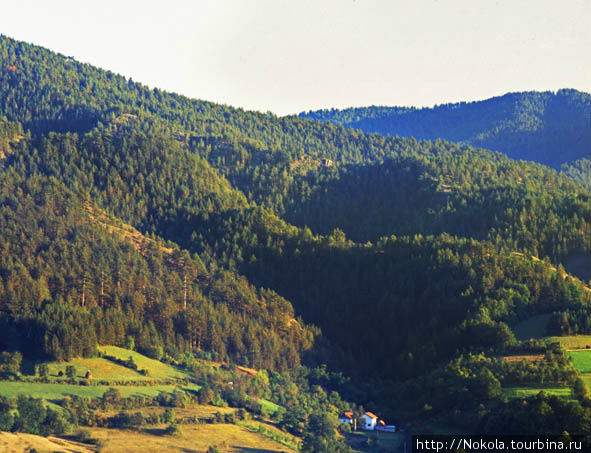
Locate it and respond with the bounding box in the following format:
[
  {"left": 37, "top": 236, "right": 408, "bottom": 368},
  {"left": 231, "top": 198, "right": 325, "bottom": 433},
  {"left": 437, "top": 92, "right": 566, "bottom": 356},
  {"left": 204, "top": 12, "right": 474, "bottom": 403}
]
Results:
[
  {"left": 376, "top": 420, "right": 397, "bottom": 432},
  {"left": 360, "top": 411, "right": 378, "bottom": 430},
  {"left": 339, "top": 411, "right": 354, "bottom": 426}
]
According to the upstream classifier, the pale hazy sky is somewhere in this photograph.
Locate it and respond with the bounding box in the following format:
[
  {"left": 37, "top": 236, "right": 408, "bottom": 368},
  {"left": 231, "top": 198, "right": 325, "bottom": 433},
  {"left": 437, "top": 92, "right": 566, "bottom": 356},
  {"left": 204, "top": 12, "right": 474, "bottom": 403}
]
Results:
[{"left": 1, "top": 0, "right": 590, "bottom": 115}]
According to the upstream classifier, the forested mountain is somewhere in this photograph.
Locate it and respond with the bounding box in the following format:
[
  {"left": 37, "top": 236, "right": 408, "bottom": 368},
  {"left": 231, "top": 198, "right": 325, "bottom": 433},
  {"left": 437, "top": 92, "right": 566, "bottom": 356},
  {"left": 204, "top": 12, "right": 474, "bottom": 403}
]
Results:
[
  {"left": 5, "top": 34, "right": 591, "bottom": 436},
  {"left": 300, "top": 90, "right": 591, "bottom": 168},
  {"left": 0, "top": 170, "right": 314, "bottom": 370}
]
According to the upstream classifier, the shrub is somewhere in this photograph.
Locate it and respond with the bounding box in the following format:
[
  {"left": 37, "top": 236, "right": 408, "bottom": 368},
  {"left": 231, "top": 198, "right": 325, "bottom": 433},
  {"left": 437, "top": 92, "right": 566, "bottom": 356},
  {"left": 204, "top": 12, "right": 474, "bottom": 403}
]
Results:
[
  {"left": 37, "top": 363, "right": 49, "bottom": 378},
  {"left": 140, "top": 345, "right": 163, "bottom": 360},
  {"left": 0, "top": 397, "right": 14, "bottom": 431},
  {"left": 124, "top": 336, "right": 135, "bottom": 351},
  {"left": 247, "top": 399, "right": 263, "bottom": 415},
  {"left": 161, "top": 408, "right": 175, "bottom": 424},
  {"left": 198, "top": 386, "right": 214, "bottom": 405},
  {"left": 125, "top": 357, "right": 138, "bottom": 370},
  {"left": 154, "top": 391, "right": 172, "bottom": 407},
  {"left": 12, "top": 396, "right": 70, "bottom": 435},
  {"left": 211, "top": 394, "right": 226, "bottom": 407},
  {"left": 170, "top": 391, "right": 186, "bottom": 408},
  {"left": 146, "top": 413, "right": 160, "bottom": 424},
  {"left": 165, "top": 422, "right": 182, "bottom": 436},
  {"left": 102, "top": 387, "right": 122, "bottom": 408},
  {"left": 164, "top": 345, "right": 179, "bottom": 361},
  {"left": 338, "top": 422, "right": 351, "bottom": 434},
  {"left": 574, "top": 377, "right": 590, "bottom": 400},
  {"left": 73, "top": 428, "right": 94, "bottom": 443},
  {"left": 109, "top": 411, "right": 144, "bottom": 429},
  {"left": 13, "top": 395, "right": 47, "bottom": 434},
  {"left": 0, "top": 351, "right": 22, "bottom": 375},
  {"left": 236, "top": 408, "right": 247, "bottom": 421},
  {"left": 65, "top": 365, "right": 77, "bottom": 379}
]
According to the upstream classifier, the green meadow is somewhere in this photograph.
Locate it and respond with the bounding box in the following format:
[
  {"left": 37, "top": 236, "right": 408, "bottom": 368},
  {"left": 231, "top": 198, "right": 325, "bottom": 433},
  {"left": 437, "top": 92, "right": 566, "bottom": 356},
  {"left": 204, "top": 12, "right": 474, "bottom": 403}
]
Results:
[
  {"left": 502, "top": 387, "right": 574, "bottom": 400},
  {"left": 545, "top": 335, "right": 591, "bottom": 350},
  {"left": 569, "top": 350, "right": 591, "bottom": 373},
  {"left": 0, "top": 381, "right": 200, "bottom": 401}
]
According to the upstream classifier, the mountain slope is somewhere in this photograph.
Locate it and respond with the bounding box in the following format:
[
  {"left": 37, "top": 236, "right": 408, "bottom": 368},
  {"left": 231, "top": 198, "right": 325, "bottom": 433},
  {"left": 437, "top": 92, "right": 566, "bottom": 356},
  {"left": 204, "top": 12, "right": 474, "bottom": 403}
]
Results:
[
  {"left": 300, "top": 90, "right": 591, "bottom": 168},
  {"left": 5, "top": 36, "right": 591, "bottom": 256},
  {"left": 0, "top": 171, "right": 314, "bottom": 370},
  {"left": 5, "top": 35, "right": 591, "bottom": 435}
]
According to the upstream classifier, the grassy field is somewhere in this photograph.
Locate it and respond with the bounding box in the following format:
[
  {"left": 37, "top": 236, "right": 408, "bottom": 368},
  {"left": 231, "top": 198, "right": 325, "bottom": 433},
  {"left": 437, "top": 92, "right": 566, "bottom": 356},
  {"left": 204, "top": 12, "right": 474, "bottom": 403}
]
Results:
[
  {"left": 0, "top": 381, "right": 200, "bottom": 401},
  {"left": 0, "top": 431, "right": 94, "bottom": 453},
  {"left": 260, "top": 398, "right": 282, "bottom": 415},
  {"left": 88, "top": 423, "right": 296, "bottom": 452},
  {"left": 132, "top": 403, "right": 236, "bottom": 419},
  {"left": 569, "top": 350, "right": 591, "bottom": 372},
  {"left": 240, "top": 419, "right": 301, "bottom": 451},
  {"left": 502, "top": 387, "right": 573, "bottom": 399},
  {"left": 0, "top": 344, "right": 300, "bottom": 451},
  {"left": 1, "top": 418, "right": 299, "bottom": 453},
  {"left": 44, "top": 356, "right": 151, "bottom": 381},
  {"left": 0, "top": 383, "right": 295, "bottom": 451},
  {"left": 23, "top": 345, "right": 192, "bottom": 383},
  {"left": 95, "top": 404, "right": 298, "bottom": 451},
  {"left": 5, "top": 344, "right": 287, "bottom": 420},
  {"left": 545, "top": 335, "right": 591, "bottom": 349},
  {"left": 98, "top": 345, "right": 190, "bottom": 380},
  {"left": 569, "top": 350, "right": 591, "bottom": 390}
]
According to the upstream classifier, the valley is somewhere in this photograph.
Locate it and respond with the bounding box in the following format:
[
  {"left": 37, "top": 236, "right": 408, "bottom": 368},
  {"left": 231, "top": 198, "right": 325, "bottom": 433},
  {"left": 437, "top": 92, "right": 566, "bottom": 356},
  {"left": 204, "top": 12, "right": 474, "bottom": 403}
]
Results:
[{"left": 1, "top": 33, "right": 591, "bottom": 451}]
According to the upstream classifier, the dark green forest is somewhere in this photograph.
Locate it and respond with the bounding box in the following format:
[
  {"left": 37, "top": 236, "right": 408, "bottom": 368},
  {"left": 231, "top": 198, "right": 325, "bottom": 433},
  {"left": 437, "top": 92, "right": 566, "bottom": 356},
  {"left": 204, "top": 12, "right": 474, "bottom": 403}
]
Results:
[
  {"left": 4, "top": 34, "right": 591, "bottom": 436},
  {"left": 300, "top": 90, "right": 591, "bottom": 169},
  {"left": 0, "top": 171, "right": 314, "bottom": 370}
]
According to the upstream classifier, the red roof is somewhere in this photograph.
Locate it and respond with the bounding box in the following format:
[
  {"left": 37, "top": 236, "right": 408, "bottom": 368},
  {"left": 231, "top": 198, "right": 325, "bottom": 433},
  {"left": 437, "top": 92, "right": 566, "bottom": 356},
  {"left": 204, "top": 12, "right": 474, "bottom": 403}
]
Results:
[
  {"left": 378, "top": 420, "right": 386, "bottom": 425},
  {"left": 341, "top": 411, "right": 353, "bottom": 419},
  {"left": 364, "top": 411, "right": 378, "bottom": 419}
]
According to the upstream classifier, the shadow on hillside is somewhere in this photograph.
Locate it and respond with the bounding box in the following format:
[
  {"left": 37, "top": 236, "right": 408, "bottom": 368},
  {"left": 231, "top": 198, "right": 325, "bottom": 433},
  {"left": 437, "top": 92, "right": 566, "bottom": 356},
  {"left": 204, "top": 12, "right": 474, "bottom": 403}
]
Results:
[
  {"left": 281, "top": 159, "right": 444, "bottom": 243},
  {"left": 231, "top": 448, "right": 281, "bottom": 453},
  {"left": 19, "top": 359, "right": 38, "bottom": 376},
  {"left": 563, "top": 253, "right": 591, "bottom": 283},
  {"left": 142, "top": 427, "right": 169, "bottom": 436}
]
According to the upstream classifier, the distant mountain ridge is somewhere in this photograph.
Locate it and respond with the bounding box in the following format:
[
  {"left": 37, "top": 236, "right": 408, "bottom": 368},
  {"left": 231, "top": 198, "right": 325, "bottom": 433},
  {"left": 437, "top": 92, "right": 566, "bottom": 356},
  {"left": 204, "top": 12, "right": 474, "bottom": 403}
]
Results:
[{"left": 300, "top": 89, "right": 591, "bottom": 168}]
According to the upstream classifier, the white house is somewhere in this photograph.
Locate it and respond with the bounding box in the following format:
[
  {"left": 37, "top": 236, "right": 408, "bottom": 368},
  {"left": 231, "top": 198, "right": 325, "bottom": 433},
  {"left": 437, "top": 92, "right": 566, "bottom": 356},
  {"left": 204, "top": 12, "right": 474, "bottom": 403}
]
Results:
[
  {"left": 360, "top": 412, "right": 378, "bottom": 430},
  {"left": 339, "top": 411, "right": 354, "bottom": 426}
]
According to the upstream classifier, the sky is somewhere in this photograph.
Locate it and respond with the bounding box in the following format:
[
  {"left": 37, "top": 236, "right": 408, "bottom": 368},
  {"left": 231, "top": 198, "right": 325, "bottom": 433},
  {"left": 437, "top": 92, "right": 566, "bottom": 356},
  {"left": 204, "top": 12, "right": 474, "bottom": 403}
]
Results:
[{"left": 1, "top": 0, "right": 590, "bottom": 115}]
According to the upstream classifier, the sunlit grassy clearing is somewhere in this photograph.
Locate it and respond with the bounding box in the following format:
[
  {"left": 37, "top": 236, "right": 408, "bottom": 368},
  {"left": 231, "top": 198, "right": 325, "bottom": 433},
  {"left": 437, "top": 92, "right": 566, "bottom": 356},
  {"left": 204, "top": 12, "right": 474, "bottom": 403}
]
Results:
[
  {"left": 569, "top": 350, "right": 591, "bottom": 373},
  {"left": 88, "top": 423, "right": 295, "bottom": 452},
  {"left": 502, "top": 387, "right": 573, "bottom": 399},
  {"left": 98, "top": 345, "right": 190, "bottom": 380},
  {"left": 545, "top": 336, "right": 591, "bottom": 349},
  {"left": 0, "top": 381, "right": 198, "bottom": 400}
]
